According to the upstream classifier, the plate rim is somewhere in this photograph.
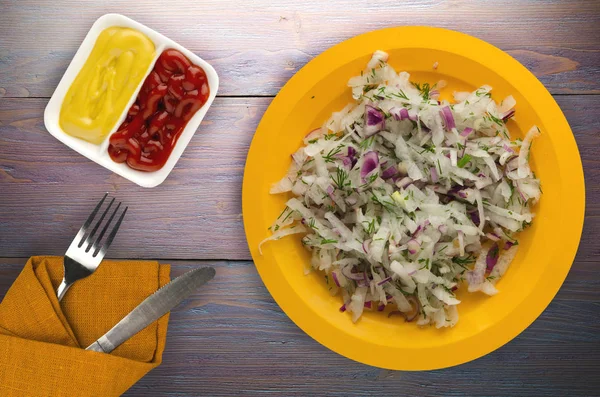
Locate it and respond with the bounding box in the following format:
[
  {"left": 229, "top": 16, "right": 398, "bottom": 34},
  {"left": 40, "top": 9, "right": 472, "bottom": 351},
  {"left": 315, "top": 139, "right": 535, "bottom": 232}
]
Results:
[{"left": 242, "top": 26, "right": 585, "bottom": 370}]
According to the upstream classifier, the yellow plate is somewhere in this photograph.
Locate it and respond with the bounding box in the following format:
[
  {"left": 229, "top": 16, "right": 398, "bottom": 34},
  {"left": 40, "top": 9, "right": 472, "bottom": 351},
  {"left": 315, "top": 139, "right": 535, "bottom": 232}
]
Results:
[{"left": 242, "top": 27, "right": 585, "bottom": 370}]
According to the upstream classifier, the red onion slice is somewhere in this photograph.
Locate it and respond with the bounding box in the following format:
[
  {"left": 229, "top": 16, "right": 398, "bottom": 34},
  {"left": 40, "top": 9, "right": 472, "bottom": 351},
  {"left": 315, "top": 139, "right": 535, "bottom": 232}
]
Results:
[
  {"left": 501, "top": 109, "right": 515, "bottom": 121},
  {"left": 412, "top": 225, "right": 423, "bottom": 238},
  {"left": 326, "top": 185, "right": 335, "bottom": 201},
  {"left": 331, "top": 271, "right": 341, "bottom": 287},
  {"left": 468, "top": 209, "right": 480, "bottom": 225},
  {"left": 486, "top": 243, "right": 500, "bottom": 272},
  {"left": 305, "top": 127, "right": 322, "bottom": 139},
  {"left": 503, "top": 143, "right": 514, "bottom": 153},
  {"left": 407, "top": 239, "right": 421, "bottom": 255},
  {"left": 440, "top": 106, "right": 456, "bottom": 130},
  {"left": 460, "top": 127, "right": 473, "bottom": 137},
  {"left": 381, "top": 165, "right": 398, "bottom": 180},
  {"left": 341, "top": 266, "right": 365, "bottom": 281},
  {"left": 360, "top": 151, "right": 379, "bottom": 182},
  {"left": 390, "top": 107, "right": 410, "bottom": 121},
  {"left": 341, "top": 146, "right": 358, "bottom": 169},
  {"left": 364, "top": 105, "right": 385, "bottom": 136},
  {"left": 362, "top": 240, "right": 371, "bottom": 254}
]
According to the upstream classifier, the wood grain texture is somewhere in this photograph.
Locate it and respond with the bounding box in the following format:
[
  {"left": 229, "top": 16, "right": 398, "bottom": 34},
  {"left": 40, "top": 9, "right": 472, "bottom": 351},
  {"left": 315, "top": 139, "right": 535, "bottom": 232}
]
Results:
[
  {"left": 0, "top": 97, "right": 267, "bottom": 260},
  {"left": 0, "top": 257, "right": 598, "bottom": 397},
  {"left": 1, "top": 1, "right": 599, "bottom": 395},
  {"left": 0, "top": 0, "right": 599, "bottom": 97},
  {"left": 1, "top": 96, "right": 599, "bottom": 260}
]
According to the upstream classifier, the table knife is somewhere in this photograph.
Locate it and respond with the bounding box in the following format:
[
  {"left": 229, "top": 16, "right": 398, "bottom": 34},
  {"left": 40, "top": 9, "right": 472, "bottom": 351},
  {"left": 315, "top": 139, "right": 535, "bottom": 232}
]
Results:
[{"left": 86, "top": 266, "right": 215, "bottom": 353}]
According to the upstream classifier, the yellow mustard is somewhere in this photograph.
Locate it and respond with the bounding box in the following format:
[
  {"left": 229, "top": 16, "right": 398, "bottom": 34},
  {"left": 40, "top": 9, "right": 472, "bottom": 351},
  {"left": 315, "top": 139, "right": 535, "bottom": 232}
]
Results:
[{"left": 59, "top": 27, "right": 155, "bottom": 144}]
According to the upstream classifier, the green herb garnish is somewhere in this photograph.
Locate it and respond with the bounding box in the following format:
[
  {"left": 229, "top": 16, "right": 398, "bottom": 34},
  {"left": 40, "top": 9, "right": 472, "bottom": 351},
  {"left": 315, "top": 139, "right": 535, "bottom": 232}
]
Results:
[
  {"left": 331, "top": 167, "right": 351, "bottom": 189},
  {"left": 457, "top": 154, "right": 472, "bottom": 168},
  {"left": 323, "top": 145, "right": 343, "bottom": 163}
]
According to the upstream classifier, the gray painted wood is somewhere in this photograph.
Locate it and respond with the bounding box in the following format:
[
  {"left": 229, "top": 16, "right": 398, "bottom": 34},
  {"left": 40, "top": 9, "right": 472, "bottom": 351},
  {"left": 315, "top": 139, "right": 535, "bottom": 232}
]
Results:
[
  {"left": 0, "top": 0, "right": 599, "bottom": 98},
  {"left": 1, "top": 96, "right": 599, "bottom": 260},
  {"left": 1, "top": 1, "right": 599, "bottom": 396},
  {"left": 0, "top": 97, "right": 268, "bottom": 260},
  {"left": 0, "top": 258, "right": 599, "bottom": 396}
]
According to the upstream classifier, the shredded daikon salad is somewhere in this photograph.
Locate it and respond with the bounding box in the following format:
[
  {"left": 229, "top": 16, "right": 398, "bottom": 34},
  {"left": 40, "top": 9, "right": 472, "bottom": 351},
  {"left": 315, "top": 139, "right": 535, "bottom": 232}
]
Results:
[{"left": 260, "top": 50, "right": 541, "bottom": 328}]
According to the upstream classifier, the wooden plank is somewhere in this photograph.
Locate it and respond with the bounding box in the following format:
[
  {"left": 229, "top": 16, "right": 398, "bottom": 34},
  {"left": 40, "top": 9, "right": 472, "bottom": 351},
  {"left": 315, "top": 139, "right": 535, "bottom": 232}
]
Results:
[
  {"left": 1, "top": 95, "right": 599, "bottom": 260},
  {"left": 0, "top": 0, "right": 599, "bottom": 97},
  {"left": 1, "top": 258, "right": 598, "bottom": 396},
  {"left": 0, "top": 97, "right": 268, "bottom": 260}
]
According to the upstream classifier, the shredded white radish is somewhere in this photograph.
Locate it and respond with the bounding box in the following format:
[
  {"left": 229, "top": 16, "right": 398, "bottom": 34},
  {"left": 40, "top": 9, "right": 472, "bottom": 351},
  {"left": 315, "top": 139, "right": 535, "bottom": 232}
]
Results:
[
  {"left": 517, "top": 126, "right": 541, "bottom": 178},
  {"left": 259, "top": 225, "right": 307, "bottom": 255},
  {"left": 260, "top": 51, "right": 541, "bottom": 328}
]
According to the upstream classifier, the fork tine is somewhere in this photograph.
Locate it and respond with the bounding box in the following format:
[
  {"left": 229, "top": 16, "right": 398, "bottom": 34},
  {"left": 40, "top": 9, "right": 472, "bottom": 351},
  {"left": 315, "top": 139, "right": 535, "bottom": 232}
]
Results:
[
  {"left": 76, "top": 193, "right": 108, "bottom": 246},
  {"left": 83, "top": 197, "right": 115, "bottom": 250},
  {"left": 94, "top": 206, "right": 128, "bottom": 258},
  {"left": 86, "top": 202, "right": 122, "bottom": 253}
]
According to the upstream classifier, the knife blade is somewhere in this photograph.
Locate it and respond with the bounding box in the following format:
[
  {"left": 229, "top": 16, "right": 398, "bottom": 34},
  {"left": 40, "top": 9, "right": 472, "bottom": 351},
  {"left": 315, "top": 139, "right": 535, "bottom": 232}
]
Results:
[{"left": 86, "top": 266, "right": 215, "bottom": 353}]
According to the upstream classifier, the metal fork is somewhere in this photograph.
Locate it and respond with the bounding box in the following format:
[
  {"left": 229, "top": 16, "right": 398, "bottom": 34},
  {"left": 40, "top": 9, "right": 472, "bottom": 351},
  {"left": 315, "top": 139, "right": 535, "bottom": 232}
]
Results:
[{"left": 57, "top": 193, "right": 128, "bottom": 301}]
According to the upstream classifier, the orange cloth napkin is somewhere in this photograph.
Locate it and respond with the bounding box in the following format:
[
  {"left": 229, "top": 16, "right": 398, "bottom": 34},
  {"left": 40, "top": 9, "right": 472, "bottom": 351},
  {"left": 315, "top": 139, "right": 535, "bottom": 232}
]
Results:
[{"left": 0, "top": 256, "right": 170, "bottom": 396}]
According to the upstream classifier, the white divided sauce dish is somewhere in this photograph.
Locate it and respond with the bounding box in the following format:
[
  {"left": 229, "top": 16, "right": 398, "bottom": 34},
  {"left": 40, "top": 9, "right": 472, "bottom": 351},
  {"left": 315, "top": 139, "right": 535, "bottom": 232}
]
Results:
[{"left": 44, "top": 13, "right": 219, "bottom": 188}]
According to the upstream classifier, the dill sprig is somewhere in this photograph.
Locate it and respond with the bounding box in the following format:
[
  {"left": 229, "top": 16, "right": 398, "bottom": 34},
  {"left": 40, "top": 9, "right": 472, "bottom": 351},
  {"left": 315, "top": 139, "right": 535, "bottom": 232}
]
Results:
[
  {"left": 359, "top": 136, "right": 376, "bottom": 149},
  {"left": 452, "top": 254, "right": 475, "bottom": 269},
  {"left": 331, "top": 167, "right": 351, "bottom": 189},
  {"left": 323, "top": 145, "right": 343, "bottom": 163},
  {"left": 412, "top": 82, "right": 434, "bottom": 101}
]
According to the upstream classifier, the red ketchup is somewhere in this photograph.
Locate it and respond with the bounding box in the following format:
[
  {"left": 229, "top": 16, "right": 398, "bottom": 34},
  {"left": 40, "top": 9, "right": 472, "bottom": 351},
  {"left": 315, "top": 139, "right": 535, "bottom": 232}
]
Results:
[{"left": 108, "top": 49, "right": 210, "bottom": 172}]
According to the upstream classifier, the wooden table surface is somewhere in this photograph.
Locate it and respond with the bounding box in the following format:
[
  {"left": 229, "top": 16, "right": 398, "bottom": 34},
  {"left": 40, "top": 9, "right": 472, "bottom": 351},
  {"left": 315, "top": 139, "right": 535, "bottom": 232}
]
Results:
[{"left": 1, "top": 1, "right": 599, "bottom": 395}]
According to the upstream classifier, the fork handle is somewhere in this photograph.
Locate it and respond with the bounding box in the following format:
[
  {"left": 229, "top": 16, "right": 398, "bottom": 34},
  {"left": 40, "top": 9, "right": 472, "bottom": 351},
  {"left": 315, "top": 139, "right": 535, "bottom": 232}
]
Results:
[{"left": 57, "top": 280, "right": 71, "bottom": 302}]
